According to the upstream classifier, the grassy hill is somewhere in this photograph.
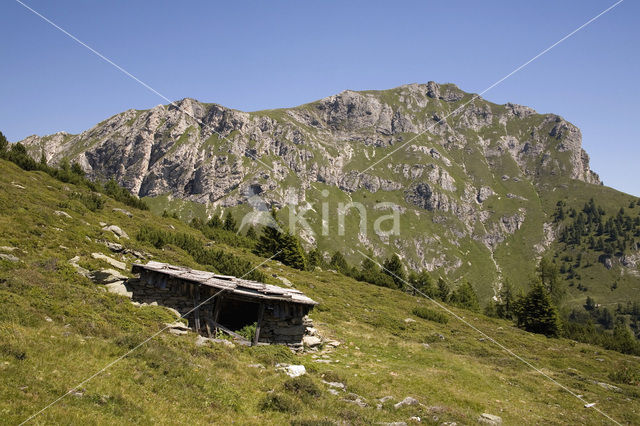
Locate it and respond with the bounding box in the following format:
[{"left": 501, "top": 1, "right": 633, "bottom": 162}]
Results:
[{"left": 1, "top": 159, "right": 639, "bottom": 424}]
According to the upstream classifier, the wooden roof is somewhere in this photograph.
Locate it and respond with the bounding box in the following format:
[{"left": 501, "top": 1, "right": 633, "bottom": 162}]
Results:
[{"left": 132, "top": 261, "right": 318, "bottom": 306}]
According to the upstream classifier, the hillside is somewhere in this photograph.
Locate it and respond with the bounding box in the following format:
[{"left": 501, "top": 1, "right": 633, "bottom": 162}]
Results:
[
  {"left": 1, "top": 159, "right": 640, "bottom": 424},
  {"left": 20, "top": 82, "right": 640, "bottom": 308}
]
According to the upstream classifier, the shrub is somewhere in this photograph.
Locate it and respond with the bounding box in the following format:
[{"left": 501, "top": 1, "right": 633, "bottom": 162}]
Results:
[
  {"left": 259, "top": 393, "right": 299, "bottom": 413},
  {"left": 412, "top": 306, "right": 448, "bottom": 324},
  {"left": 237, "top": 322, "right": 256, "bottom": 341},
  {"left": 283, "top": 376, "right": 321, "bottom": 400},
  {"left": 70, "top": 192, "right": 105, "bottom": 212}
]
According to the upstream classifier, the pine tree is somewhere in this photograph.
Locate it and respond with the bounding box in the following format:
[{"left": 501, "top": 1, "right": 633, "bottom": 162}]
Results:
[
  {"left": 496, "top": 279, "right": 516, "bottom": 319},
  {"left": 436, "top": 277, "right": 450, "bottom": 302},
  {"left": 382, "top": 254, "right": 406, "bottom": 289},
  {"left": 329, "top": 251, "right": 349, "bottom": 274},
  {"left": 0, "top": 131, "right": 8, "bottom": 156},
  {"left": 307, "top": 248, "right": 323, "bottom": 269},
  {"left": 254, "top": 220, "right": 283, "bottom": 258},
  {"left": 279, "top": 232, "right": 307, "bottom": 270},
  {"left": 245, "top": 226, "right": 257, "bottom": 240},
  {"left": 408, "top": 270, "right": 435, "bottom": 297},
  {"left": 537, "top": 257, "right": 564, "bottom": 304},
  {"left": 223, "top": 211, "right": 237, "bottom": 232},
  {"left": 451, "top": 281, "right": 480, "bottom": 312},
  {"left": 514, "top": 281, "right": 562, "bottom": 337}
]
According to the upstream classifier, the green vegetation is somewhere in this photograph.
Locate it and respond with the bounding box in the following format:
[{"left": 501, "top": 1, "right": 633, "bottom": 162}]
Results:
[
  {"left": 412, "top": 306, "right": 448, "bottom": 324},
  {"left": 1, "top": 159, "right": 640, "bottom": 424}
]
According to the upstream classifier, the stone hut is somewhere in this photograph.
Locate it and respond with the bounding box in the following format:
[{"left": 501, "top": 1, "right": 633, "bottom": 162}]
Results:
[{"left": 130, "top": 261, "right": 317, "bottom": 347}]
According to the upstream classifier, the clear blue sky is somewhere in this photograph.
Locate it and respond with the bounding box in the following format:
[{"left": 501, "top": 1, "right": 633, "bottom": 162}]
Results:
[{"left": 1, "top": 0, "right": 638, "bottom": 196}]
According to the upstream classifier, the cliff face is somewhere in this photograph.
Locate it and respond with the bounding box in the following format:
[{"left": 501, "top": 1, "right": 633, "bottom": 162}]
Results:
[{"left": 22, "top": 82, "right": 605, "bottom": 297}]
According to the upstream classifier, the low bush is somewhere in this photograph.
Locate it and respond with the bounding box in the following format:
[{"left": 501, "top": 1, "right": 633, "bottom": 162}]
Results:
[{"left": 412, "top": 306, "right": 449, "bottom": 324}]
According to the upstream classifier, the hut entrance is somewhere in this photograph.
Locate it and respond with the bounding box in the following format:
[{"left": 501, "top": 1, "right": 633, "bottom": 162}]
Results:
[{"left": 217, "top": 298, "right": 260, "bottom": 331}]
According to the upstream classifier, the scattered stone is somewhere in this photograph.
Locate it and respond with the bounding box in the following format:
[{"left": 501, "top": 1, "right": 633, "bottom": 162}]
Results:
[
  {"left": 276, "top": 364, "right": 306, "bottom": 377},
  {"left": 11, "top": 182, "right": 25, "bottom": 189},
  {"left": 102, "top": 241, "right": 124, "bottom": 252},
  {"left": 102, "top": 225, "right": 129, "bottom": 239},
  {"left": 45, "top": 316, "right": 53, "bottom": 322},
  {"left": 91, "top": 252, "right": 126, "bottom": 270},
  {"left": 404, "top": 318, "right": 416, "bottom": 323},
  {"left": 211, "top": 338, "right": 235, "bottom": 348},
  {"left": 303, "top": 335, "right": 322, "bottom": 348},
  {"left": 409, "top": 417, "right": 421, "bottom": 423},
  {"left": 165, "top": 321, "right": 189, "bottom": 331},
  {"left": 478, "top": 413, "right": 502, "bottom": 425},
  {"left": 54, "top": 210, "right": 72, "bottom": 219},
  {"left": 68, "top": 256, "right": 91, "bottom": 278},
  {"left": 104, "top": 281, "right": 132, "bottom": 298},
  {"left": 112, "top": 208, "right": 133, "bottom": 218},
  {"left": 322, "top": 380, "right": 346, "bottom": 390},
  {"left": 394, "top": 397, "right": 419, "bottom": 409},
  {"left": 276, "top": 275, "right": 292, "bottom": 287},
  {"left": 248, "top": 363, "right": 265, "bottom": 369},
  {"left": 0, "top": 246, "right": 17, "bottom": 252},
  {"left": 89, "top": 268, "right": 127, "bottom": 284},
  {"left": 165, "top": 307, "right": 181, "bottom": 318},
  {"left": 342, "top": 393, "right": 367, "bottom": 407},
  {"left": 195, "top": 335, "right": 211, "bottom": 347},
  {"left": 328, "top": 388, "right": 340, "bottom": 396},
  {"left": 99, "top": 222, "right": 107, "bottom": 227},
  {"left": 168, "top": 328, "right": 188, "bottom": 336},
  {"left": 379, "top": 396, "right": 394, "bottom": 403},
  {"left": 325, "top": 340, "right": 341, "bottom": 347},
  {"left": 0, "top": 253, "right": 20, "bottom": 263}
]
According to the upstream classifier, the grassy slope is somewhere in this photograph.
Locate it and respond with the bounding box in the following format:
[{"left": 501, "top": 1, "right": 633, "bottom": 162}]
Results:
[{"left": 2, "top": 162, "right": 639, "bottom": 425}]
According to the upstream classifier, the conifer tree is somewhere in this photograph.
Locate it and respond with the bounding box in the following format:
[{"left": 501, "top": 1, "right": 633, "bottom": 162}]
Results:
[
  {"left": 514, "top": 281, "right": 562, "bottom": 337},
  {"left": 329, "top": 251, "right": 348, "bottom": 273},
  {"left": 451, "top": 280, "right": 480, "bottom": 311},
  {"left": 245, "top": 226, "right": 257, "bottom": 240},
  {"left": 436, "top": 277, "right": 450, "bottom": 302},
  {"left": 382, "top": 254, "right": 406, "bottom": 289},
  {"left": 223, "top": 211, "right": 237, "bottom": 232}
]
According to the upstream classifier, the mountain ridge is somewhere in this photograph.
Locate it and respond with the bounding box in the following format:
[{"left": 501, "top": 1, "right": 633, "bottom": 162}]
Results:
[{"left": 21, "top": 82, "right": 638, "bottom": 307}]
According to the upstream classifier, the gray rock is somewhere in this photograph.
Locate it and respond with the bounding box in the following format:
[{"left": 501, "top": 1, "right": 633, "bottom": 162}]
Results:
[
  {"left": 394, "top": 397, "right": 419, "bottom": 409},
  {"left": 54, "top": 210, "right": 72, "bottom": 219},
  {"left": 478, "top": 413, "right": 502, "bottom": 425},
  {"left": 112, "top": 208, "right": 133, "bottom": 218},
  {"left": 91, "top": 253, "right": 126, "bottom": 270},
  {"left": 104, "top": 281, "right": 132, "bottom": 298},
  {"left": 102, "top": 225, "right": 129, "bottom": 239},
  {"left": 303, "top": 335, "right": 322, "bottom": 347},
  {"left": 0, "top": 253, "right": 20, "bottom": 263}
]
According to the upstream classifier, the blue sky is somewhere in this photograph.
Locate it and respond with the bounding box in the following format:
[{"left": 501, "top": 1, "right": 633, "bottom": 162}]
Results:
[{"left": 1, "top": 0, "right": 638, "bottom": 196}]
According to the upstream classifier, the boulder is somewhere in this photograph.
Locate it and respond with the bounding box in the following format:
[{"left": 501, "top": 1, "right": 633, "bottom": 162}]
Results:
[
  {"left": 394, "top": 397, "right": 419, "bottom": 409},
  {"left": 54, "top": 210, "right": 72, "bottom": 219},
  {"left": 276, "top": 364, "right": 306, "bottom": 377},
  {"left": 102, "top": 225, "right": 129, "bottom": 239},
  {"left": 104, "top": 281, "right": 132, "bottom": 298},
  {"left": 303, "top": 335, "right": 322, "bottom": 348},
  {"left": 112, "top": 208, "right": 133, "bottom": 218},
  {"left": 91, "top": 252, "right": 126, "bottom": 270},
  {"left": 0, "top": 253, "right": 20, "bottom": 263},
  {"left": 479, "top": 413, "right": 502, "bottom": 425}
]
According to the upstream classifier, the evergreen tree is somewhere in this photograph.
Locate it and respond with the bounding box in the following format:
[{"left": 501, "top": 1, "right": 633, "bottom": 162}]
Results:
[
  {"left": 584, "top": 296, "right": 596, "bottom": 311},
  {"left": 408, "top": 270, "right": 435, "bottom": 297},
  {"left": 359, "top": 256, "right": 395, "bottom": 288},
  {"left": 514, "top": 281, "right": 562, "bottom": 337},
  {"left": 207, "top": 212, "right": 223, "bottom": 228},
  {"left": 496, "top": 279, "right": 516, "bottom": 319},
  {"left": 382, "top": 254, "right": 406, "bottom": 289},
  {"left": 329, "top": 251, "right": 349, "bottom": 274},
  {"left": 279, "top": 232, "right": 307, "bottom": 270},
  {"left": 254, "top": 213, "right": 283, "bottom": 259},
  {"left": 0, "top": 131, "right": 7, "bottom": 156},
  {"left": 436, "top": 277, "right": 450, "bottom": 302},
  {"left": 537, "top": 257, "right": 565, "bottom": 304},
  {"left": 245, "top": 226, "right": 257, "bottom": 240},
  {"left": 307, "top": 248, "right": 323, "bottom": 269},
  {"left": 451, "top": 280, "right": 480, "bottom": 311},
  {"left": 222, "top": 211, "right": 237, "bottom": 232}
]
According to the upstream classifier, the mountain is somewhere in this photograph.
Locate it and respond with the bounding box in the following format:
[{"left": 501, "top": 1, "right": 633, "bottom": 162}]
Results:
[
  {"left": 21, "top": 82, "right": 639, "bottom": 305},
  {"left": 1, "top": 159, "right": 639, "bottom": 424}
]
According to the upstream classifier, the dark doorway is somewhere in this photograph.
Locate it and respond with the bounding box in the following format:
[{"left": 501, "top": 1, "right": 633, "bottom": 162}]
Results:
[{"left": 217, "top": 298, "right": 260, "bottom": 331}]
